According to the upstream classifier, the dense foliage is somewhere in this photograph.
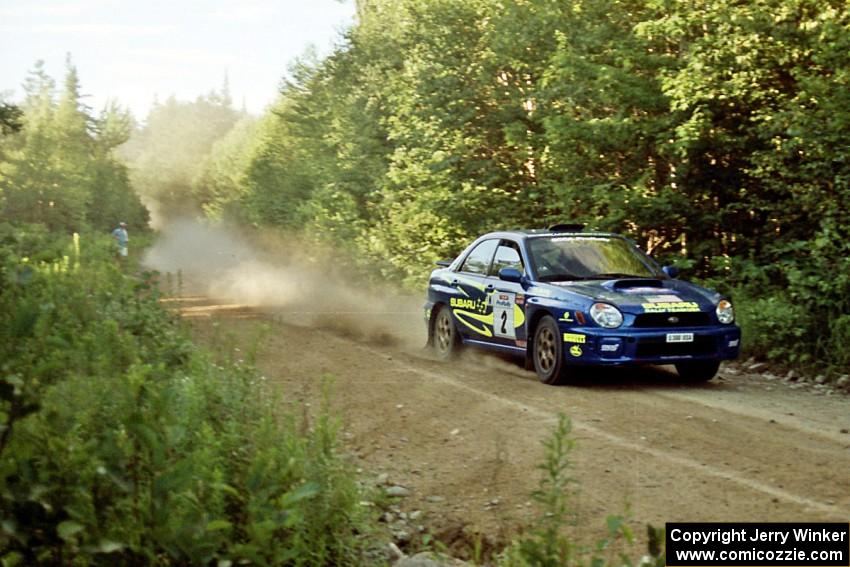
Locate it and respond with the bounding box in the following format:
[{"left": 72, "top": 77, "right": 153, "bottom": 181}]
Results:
[
  {"left": 160, "top": 0, "right": 848, "bottom": 374},
  {"left": 0, "top": 226, "right": 371, "bottom": 565},
  {"left": 0, "top": 59, "right": 149, "bottom": 234}
]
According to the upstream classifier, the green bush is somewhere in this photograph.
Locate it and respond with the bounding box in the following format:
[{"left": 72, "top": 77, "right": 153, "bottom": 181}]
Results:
[
  {"left": 0, "top": 227, "right": 371, "bottom": 565},
  {"left": 699, "top": 249, "right": 848, "bottom": 375},
  {"left": 732, "top": 292, "right": 811, "bottom": 365},
  {"left": 822, "top": 315, "right": 850, "bottom": 372}
]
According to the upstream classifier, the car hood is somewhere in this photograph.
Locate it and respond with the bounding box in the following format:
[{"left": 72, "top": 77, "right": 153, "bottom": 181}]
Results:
[{"left": 541, "top": 278, "right": 720, "bottom": 314}]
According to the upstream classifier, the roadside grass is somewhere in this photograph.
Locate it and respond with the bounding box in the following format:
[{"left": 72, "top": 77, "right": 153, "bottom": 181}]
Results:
[{"left": 0, "top": 227, "right": 381, "bottom": 565}]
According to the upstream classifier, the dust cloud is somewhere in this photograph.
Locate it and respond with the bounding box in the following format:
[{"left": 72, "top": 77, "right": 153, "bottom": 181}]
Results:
[{"left": 143, "top": 218, "right": 426, "bottom": 349}]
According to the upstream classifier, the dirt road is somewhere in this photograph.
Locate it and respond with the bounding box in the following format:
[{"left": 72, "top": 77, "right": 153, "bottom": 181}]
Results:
[{"left": 178, "top": 297, "right": 849, "bottom": 556}]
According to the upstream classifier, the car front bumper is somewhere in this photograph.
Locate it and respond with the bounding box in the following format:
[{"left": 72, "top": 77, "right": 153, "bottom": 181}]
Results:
[{"left": 558, "top": 325, "right": 741, "bottom": 366}]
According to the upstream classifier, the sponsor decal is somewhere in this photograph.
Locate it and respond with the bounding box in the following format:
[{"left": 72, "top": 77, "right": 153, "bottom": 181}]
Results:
[
  {"left": 550, "top": 236, "right": 611, "bottom": 242},
  {"left": 562, "top": 332, "right": 586, "bottom": 344},
  {"left": 515, "top": 339, "right": 527, "bottom": 348},
  {"left": 569, "top": 345, "right": 583, "bottom": 357},
  {"left": 643, "top": 294, "right": 685, "bottom": 303},
  {"left": 424, "top": 306, "right": 431, "bottom": 321},
  {"left": 493, "top": 292, "right": 517, "bottom": 338},
  {"left": 642, "top": 301, "right": 701, "bottom": 313},
  {"left": 453, "top": 294, "right": 525, "bottom": 339},
  {"left": 451, "top": 296, "right": 488, "bottom": 313},
  {"left": 621, "top": 287, "right": 672, "bottom": 295},
  {"left": 728, "top": 339, "right": 739, "bottom": 347},
  {"left": 515, "top": 294, "right": 525, "bottom": 306},
  {"left": 559, "top": 311, "right": 574, "bottom": 323},
  {"left": 600, "top": 343, "right": 619, "bottom": 352}
]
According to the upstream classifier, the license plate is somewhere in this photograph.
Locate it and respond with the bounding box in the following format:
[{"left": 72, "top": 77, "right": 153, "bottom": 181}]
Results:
[{"left": 666, "top": 332, "right": 694, "bottom": 343}]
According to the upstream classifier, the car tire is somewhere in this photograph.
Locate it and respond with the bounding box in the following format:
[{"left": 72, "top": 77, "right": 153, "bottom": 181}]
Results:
[
  {"left": 533, "top": 315, "right": 570, "bottom": 385},
  {"left": 675, "top": 360, "right": 720, "bottom": 382},
  {"left": 432, "top": 305, "right": 461, "bottom": 360}
]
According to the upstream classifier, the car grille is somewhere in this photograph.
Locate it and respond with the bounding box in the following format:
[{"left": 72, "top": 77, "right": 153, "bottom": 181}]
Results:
[
  {"left": 632, "top": 312, "right": 711, "bottom": 328},
  {"left": 635, "top": 335, "right": 717, "bottom": 358}
]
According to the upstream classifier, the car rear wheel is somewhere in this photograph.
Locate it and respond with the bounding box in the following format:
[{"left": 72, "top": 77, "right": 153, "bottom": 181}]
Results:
[
  {"left": 533, "top": 315, "right": 570, "bottom": 385},
  {"left": 433, "top": 305, "right": 460, "bottom": 360},
  {"left": 675, "top": 360, "right": 720, "bottom": 382}
]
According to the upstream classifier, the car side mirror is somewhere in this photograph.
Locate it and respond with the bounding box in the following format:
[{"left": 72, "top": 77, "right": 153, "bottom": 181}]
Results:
[
  {"left": 498, "top": 267, "right": 524, "bottom": 283},
  {"left": 662, "top": 265, "right": 679, "bottom": 279}
]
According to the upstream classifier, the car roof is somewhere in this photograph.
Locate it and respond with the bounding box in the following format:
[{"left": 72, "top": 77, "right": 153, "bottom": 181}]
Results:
[{"left": 480, "top": 229, "right": 621, "bottom": 241}]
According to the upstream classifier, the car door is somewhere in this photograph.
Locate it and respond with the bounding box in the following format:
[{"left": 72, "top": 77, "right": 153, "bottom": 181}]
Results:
[
  {"left": 485, "top": 239, "right": 528, "bottom": 349},
  {"left": 449, "top": 238, "right": 499, "bottom": 341}
]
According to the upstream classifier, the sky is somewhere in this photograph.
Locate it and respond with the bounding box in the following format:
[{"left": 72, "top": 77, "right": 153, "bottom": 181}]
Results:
[{"left": 0, "top": 0, "right": 357, "bottom": 119}]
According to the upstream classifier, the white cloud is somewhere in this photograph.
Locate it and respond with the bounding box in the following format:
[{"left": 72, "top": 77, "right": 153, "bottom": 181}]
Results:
[
  {"left": 205, "top": 0, "right": 278, "bottom": 23},
  {"left": 0, "top": 0, "right": 116, "bottom": 18},
  {"left": 0, "top": 23, "right": 176, "bottom": 37},
  {"left": 125, "top": 47, "right": 239, "bottom": 66},
  {"left": 0, "top": 0, "right": 356, "bottom": 119}
]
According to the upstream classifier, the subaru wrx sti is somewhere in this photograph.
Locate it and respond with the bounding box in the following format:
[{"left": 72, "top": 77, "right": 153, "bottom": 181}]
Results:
[{"left": 424, "top": 225, "right": 741, "bottom": 384}]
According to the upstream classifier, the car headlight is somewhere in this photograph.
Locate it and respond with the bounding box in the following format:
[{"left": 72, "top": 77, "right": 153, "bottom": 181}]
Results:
[
  {"left": 590, "top": 303, "right": 623, "bottom": 328},
  {"left": 716, "top": 299, "right": 734, "bottom": 324}
]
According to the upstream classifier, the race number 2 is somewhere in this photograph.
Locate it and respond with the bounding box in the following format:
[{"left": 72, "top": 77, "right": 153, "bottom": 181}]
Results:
[{"left": 493, "top": 292, "right": 516, "bottom": 338}]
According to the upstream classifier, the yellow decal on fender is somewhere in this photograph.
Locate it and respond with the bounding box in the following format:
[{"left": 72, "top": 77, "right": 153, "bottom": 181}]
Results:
[
  {"left": 563, "top": 333, "right": 586, "bottom": 344},
  {"left": 513, "top": 303, "right": 525, "bottom": 328},
  {"left": 641, "top": 301, "right": 700, "bottom": 313},
  {"left": 452, "top": 309, "right": 494, "bottom": 338},
  {"left": 569, "top": 345, "right": 583, "bottom": 357}
]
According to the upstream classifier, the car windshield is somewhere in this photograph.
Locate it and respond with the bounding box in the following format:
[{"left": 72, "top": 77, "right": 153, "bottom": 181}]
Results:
[{"left": 528, "top": 236, "right": 660, "bottom": 282}]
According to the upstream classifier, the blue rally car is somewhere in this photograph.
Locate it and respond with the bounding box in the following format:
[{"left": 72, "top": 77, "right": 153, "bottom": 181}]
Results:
[{"left": 424, "top": 225, "right": 741, "bottom": 384}]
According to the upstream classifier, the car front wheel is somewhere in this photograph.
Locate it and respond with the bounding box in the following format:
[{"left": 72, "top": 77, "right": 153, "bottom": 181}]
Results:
[
  {"left": 533, "top": 315, "right": 570, "bottom": 385},
  {"left": 675, "top": 360, "right": 720, "bottom": 382},
  {"left": 432, "top": 305, "right": 460, "bottom": 360}
]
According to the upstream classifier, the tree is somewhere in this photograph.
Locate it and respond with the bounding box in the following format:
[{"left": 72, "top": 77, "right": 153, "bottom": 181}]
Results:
[
  {"left": 0, "top": 103, "right": 22, "bottom": 136},
  {"left": 0, "top": 59, "right": 148, "bottom": 232}
]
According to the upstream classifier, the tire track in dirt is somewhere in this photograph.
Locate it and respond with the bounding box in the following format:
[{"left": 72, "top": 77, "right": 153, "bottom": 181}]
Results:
[
  {"left": 652, "top": 389, "right": 850, "bottom": 445},
  {"left": 184, "top": 302, "right": 850, "bottom": 552},
  {"left": 356, "top": 344, "right": 846, "bottom": 517}
]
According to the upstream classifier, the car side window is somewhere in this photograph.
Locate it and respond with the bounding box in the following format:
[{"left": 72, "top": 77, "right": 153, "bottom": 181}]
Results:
[
  {"left": 460, "top": 239, "right": 499, "bottom": 275},
  {"left": 490, "top": 241, "right": 524, "bottom": 276}
]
